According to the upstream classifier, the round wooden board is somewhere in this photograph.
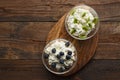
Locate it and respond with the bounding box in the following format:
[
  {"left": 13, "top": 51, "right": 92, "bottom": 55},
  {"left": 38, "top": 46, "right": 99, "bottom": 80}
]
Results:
[{"left": 46, "top": 14, "right": 98, "bottom": 76}]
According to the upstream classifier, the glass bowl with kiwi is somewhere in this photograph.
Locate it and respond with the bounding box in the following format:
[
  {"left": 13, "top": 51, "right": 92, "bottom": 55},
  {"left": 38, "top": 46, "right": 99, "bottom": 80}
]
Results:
[{"left": 65, "top": 4, "right": 99, "bottom": 40}]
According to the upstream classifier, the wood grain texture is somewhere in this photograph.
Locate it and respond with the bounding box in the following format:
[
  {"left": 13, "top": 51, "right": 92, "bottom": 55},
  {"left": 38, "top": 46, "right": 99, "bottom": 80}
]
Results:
[
  {"left": 0, "top": 59, "right": 120, "bottom": 80},
  {"left": 0, "top": 0, "right": 119, "bottom": 21},
  {"left": 0, "top": 0, "right": 119, "bottom": 79},
  {"left": 0, "top": 22, "right": 120, "bottom": 59},
  {"left": 46, "top": 15, "right": 98, "bottom": 76}
]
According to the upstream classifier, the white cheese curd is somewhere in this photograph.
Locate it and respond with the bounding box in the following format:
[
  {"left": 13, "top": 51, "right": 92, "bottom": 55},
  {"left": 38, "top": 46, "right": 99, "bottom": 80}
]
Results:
[
  {"left": 64, "top": 60, "right": 74, "bottom": 66},
  {"left": 45, "top": 47, "right": 52, "bottom": 54},
  {"left": 56, "top": 64, "right": 62, "bottom": 70},
  {"left": 43, "top": 39, "right": 77, "bottom": 72},
  {"left": 71, "top": 55, "right": 76, "bottom": 61},
  {"left": 66, "top": 6, "right": 98, "bottom": 39}
]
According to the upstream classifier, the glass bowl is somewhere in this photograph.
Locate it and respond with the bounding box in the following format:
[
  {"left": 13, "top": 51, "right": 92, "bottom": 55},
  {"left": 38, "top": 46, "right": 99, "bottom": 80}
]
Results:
[
  {"left": 65, "top": 4, "right": 99, "bottom": 40},
  {"left": 42, "top": 39, "right": 77, "bottom": 75}
]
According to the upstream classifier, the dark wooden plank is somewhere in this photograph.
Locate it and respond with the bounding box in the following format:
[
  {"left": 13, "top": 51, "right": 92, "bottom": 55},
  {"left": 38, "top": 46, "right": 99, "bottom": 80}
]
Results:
[
  {"left": 94, "top": 22, "right": 120, "bottom": 59},
  {"left": 0, "top": 59, "right": 120, "bottom": 80},
  {"left": 0, "top": 22, "right": 54, "bottom": 41},
  {"left": 99, "top": 22, "right": 120, "bottom": 43},
  {"left": 0, "top": 22, "right": 120, "bottom": 42},
  {"left": 95, "top": 43, "right": 120, "bottom": 59},
  {"left": 0, "top": 22, "right": 120, "bottom": 59},
  {"left": 0, "top": 22, "right": 51, "bottom": 59},
  {"left": 0, "top": 0, "right": 119, "bottom": 21}
]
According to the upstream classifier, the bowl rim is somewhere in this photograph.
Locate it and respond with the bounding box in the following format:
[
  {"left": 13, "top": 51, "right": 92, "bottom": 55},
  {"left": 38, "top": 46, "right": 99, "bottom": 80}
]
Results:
[
  {"left": 42, "top": 38, "right": 78, "bottom": 75},
  {"left": 65, "top": 4, "right": 100, "bottom": 40}
]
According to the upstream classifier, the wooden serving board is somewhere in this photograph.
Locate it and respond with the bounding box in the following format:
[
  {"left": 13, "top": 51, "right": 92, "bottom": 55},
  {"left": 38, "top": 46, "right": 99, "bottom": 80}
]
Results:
[{"left": 46, "top": 14, "right": 98, "bottom": 76}]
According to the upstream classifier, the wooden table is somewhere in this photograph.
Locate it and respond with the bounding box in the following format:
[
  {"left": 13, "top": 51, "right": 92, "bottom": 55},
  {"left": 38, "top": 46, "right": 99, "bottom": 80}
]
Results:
[{"left": 0, "top": 0, "right": 120, "bottom": 80}]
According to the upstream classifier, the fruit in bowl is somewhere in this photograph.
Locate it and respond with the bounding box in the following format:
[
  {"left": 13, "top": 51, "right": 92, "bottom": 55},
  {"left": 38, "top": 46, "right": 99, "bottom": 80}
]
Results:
[
  {"left": 42, "top": 39, "right": 77, "bottom": 75},
  {"left": 65, "top": 4, "right": 99, "bottom": 40}
]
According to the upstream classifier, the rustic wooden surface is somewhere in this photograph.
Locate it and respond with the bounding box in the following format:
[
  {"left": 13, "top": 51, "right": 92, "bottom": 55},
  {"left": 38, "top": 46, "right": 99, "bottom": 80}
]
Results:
[
  {"left": 0, "top": 0, "right": 120, "bottom": 80},
  {"left": 47, "top": 15, "right": 98, "bottom": 76}
]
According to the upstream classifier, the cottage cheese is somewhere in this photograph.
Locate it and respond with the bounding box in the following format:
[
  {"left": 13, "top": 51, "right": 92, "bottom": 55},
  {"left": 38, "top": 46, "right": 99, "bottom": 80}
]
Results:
[
  {"left": 43, "top": 39, "right": 77, "bottom": 72},
  {"left": 66, "top": 6, "right": 98, "bottom": 39}
]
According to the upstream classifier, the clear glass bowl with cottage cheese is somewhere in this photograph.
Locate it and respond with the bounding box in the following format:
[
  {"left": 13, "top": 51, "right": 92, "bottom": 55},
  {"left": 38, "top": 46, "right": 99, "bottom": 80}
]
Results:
[
  {"left": 42, "top": 39, "right": 77, "bottom": 75},
  {"left": 65, "top": 4, "right": 99, "bottom": 40}
]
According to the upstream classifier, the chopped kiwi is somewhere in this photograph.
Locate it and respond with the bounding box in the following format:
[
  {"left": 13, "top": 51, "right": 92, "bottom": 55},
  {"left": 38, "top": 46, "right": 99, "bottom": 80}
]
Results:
[
  {"left": 86, "top": 17, "right": 90, "bottom": 23},
  {"left": 82, "top": 12, "right": 86, "bottom": 17},
  {"left": 70, "top": 9, "right": 75, "bottom": 15},
  {"left": 74, "top": 18, "right": 79, "bottom": 23},
  {"left": 70, "top": 28, "right": 76, "bottom": 34},
  {"left": 93, "top": 17, "right": 98, "bottom": 24},
  {"left": 88, "top": 23, "right": 92, "bottom": 29},
  {"left": 82, "top": 26, "right": 89, "bottom": 31},
  {"left": 79, "top": 35, "right": 87, "bottom": 39}
]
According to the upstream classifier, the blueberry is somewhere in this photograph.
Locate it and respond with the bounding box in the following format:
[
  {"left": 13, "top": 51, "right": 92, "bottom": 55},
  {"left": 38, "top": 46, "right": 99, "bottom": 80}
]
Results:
[
  {"left": 59, "top": 59, "right": 64, "bottom": 64},
  {"left": 59, "top": 67, "right": 64, "bottom": 72},
  {"left": 44, "top": 53, "right": 49, "bottom": 59},
  {"left": 66, "top": 55, "right": 71, "bottom": 60},
  {"left": 65, "top": 42, "right": 70, "bottom": 47},
  {"left": 51, "top": 62, "right": 56, "bottom": 68},
  {"left": 52, "top": 48, "right": 56, "bottom": 53},
  {"left": 59, "top": 52, "right": 64, "bottom": 56},
  {"left": 56, "top": 54, "right": 61, "bottom": 59},
  {"left": 67, "top": 51, "right": 72, "bottom": 55}
]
